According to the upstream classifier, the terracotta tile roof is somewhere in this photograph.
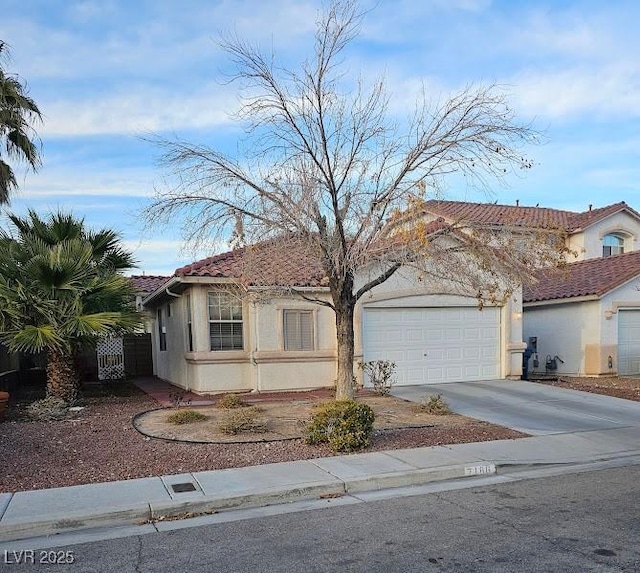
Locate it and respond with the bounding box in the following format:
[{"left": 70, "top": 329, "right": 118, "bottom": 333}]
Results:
[
  {"left": 567, "top": 202, "right": 640, "bottom": 231},
  {"left": 175, "top": 237, "right": 329, "bottom": 287},
  {"left": 129, "top": 275, "right": 171, "bottom": 294},
  {"left": 523, "top": 250, "right": 640, "bottom": 303},
  {"left": 422, "top": 200, "right": 638, "bottom": 232}
]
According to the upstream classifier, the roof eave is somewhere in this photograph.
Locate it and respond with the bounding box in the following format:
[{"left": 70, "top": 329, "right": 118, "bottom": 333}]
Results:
[
  {"left": 523, "top": 294, "right": 600, "bottom": 307},
  {"left": 142, "top": 276, "right": 182, "bottom": 307}
]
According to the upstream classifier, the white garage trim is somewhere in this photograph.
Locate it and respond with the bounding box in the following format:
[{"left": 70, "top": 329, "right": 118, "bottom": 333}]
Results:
[
  {"left": 618, "top": 309, "right": 640, "bottom": 375},
  {"left": 362, "top": 306, "right": 501, "bottom": 385}
]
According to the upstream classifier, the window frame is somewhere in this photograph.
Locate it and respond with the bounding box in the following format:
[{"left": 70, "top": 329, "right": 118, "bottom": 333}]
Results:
[
  {"left": 603, "top": 233, "right": 625, "bottom": 257},
  {"left": 157, "top": 308, "right": 167, "bottom": 352},
  {"left": 283, "top": 309, "right": 315, "bottom": 351},
  {"left": 185, "top": 293, "right": 193, "bottom": 352},
  {"left": 208, "top": 291, "right": 244, "bottom": 351}
]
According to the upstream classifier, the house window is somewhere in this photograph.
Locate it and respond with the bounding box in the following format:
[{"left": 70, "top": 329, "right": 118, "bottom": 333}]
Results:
[
  {"left": 208, "top": 292, "right": 243, "bottom": 351},
  {"left": 603, "top": 234, "right": 624, "bottom": 257},
  {"left": 157, "top": 308, "right": 167, "bottom": 352},
  {"left": 185, "top": 294, "right": 193, "bottom": 352},
  {"left": 283, "top": 310, "right": 314, "bottom": 351}
]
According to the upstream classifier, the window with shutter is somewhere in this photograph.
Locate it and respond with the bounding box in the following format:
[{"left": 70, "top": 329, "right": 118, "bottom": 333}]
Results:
[{"left": 283, "top": 310, "right": 314, "bottom": 351}]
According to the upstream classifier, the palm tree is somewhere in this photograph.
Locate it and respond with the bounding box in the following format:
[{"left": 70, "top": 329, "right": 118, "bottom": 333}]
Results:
[
  {"left": 0, "top": 212, "right": 141, "bottom": 402},
  {"left": 0, "top": 41, "right": 42, "bottom": 204}
]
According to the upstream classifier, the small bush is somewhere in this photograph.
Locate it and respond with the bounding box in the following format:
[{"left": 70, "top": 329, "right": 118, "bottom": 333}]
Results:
[
  {"left": 167, "top": 409, "right": 208, "bottom": 425},
  {"left": 306, "top": 400, "right": 375, "bottom": 452},
  {"left": 218, "top": 406, "right": 267, "bottom": 435},
  {"left": 411, "top": 394, "right": 451, "bottom": 415},
  {"left": 26, "top": 397, "right": 69, "bottom": 421},
  {"left": 217, "top": 393, "right": 246, "bottom": 409},
  {"left": 359, "top": 360, "right": 396, "bottom": 396}
]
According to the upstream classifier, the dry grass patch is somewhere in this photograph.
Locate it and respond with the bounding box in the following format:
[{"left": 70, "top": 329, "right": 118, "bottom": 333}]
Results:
[
  {"left": 135, "top": 395, "right": 478, "bottom": 443},
  {"left": 218, "top": 407, "right": 268, "bottom": 435},
  {"left": 167, "top": 409, "right": 208, "bottom": 425}
]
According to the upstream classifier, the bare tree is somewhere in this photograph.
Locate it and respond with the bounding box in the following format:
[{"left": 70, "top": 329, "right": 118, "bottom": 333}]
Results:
[{"left": 145, "top": 0, "right": 565, "bottom": 399}]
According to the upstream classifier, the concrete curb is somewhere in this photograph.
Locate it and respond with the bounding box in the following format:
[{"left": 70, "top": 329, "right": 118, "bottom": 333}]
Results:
[
  {"left": 0, "top": 504, "right": 151, "bottom": 543},
  {"left": 0, "top": 462, "right": 495, "bottom": 543}
]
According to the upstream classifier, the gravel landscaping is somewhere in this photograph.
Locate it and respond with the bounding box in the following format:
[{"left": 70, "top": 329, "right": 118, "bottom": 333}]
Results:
[
  {"left": 533, "top": 376, "right": 640, "bottom": 402},
  {"left": 0, "top": 383, "right": 524, "bottom": 493}
]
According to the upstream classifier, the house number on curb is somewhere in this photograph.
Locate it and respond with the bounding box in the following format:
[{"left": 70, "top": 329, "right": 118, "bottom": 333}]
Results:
[{"left": 464, "top": 464, "right": 496, "bottom": 476}]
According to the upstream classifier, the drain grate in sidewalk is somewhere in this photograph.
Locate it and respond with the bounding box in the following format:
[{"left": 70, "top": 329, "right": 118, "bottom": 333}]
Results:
[{"left": 171, "top": 483, "right": 197, "bottom": 493}]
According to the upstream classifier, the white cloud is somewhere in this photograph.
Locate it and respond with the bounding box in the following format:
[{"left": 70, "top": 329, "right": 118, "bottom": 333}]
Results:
[
  {"left": 511, "top": 63, "right": 640, "bottom": 119},
  {"left": 122, "top": 238, "right": 228, "bottom": 276},
  {"left": 40, "top": 84, "right": 238, "bottom": 137}
]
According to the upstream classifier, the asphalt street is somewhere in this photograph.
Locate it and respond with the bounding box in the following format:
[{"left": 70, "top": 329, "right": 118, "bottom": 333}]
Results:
[{"left": 3, "top": 464, "right": 638, "bottom": 572}]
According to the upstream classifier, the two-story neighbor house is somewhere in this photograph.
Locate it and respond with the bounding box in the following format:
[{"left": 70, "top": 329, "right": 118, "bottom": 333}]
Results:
[{"left": 421, "top": 200, "right": 640, "bottom": 376}]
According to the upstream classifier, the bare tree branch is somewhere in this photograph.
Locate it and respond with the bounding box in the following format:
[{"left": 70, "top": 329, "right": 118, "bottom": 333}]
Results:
[{"left": 143, "top": 0, "right": 563, "bottom": 399}]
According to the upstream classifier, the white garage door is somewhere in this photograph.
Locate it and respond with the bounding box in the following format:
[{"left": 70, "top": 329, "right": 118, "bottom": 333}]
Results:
[
  {"left": 618, "top": 310, "right": 640, "bottom": 375},
  {"left": 363, "top": 307, "right": 501, "bottom": 385}
]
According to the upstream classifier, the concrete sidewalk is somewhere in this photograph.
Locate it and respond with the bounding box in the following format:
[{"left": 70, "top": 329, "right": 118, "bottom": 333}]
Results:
[{"left": 2, "top": 425, "right": 640, "bottom": 543}]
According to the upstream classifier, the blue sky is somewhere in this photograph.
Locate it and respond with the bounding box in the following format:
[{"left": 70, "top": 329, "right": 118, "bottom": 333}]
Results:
[{"left": 1, "top": 0, "right": 639, "bottom": 275}]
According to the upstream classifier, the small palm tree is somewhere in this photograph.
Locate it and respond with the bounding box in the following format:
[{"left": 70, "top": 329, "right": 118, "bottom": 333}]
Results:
[
  {"left": 0, "top": 41, "right": 42, "bottom": 204},
  {"left": 0, "top": 212, "right": 141, "bottom": 402}
]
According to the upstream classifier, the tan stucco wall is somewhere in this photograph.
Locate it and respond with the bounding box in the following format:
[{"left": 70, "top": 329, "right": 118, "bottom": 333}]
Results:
[
  {"left": 152, "top": 285, "right": 337, "bottom": 393},
  {"left": 524, "top": 275, "right": 640, "bottom": 376},
  {"left": 152, "top": 296, "right": 190, "bottom": 389},
  {"left": 523, "top": 300, "right": 601, "bottom": 375}
]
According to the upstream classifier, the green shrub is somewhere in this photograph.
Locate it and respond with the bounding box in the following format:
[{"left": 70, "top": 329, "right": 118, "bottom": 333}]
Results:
[
  {"left": 411, "top": 394, "right": 451, "bottom": 415},
  {"left": 218, "top": 406, "right": 267, "bottom": 435},
  {"left": 217, "top": 393, "right": 246, "bottom": 409},
  {"left": 306, "top": 400, "right": 375, "bottom": 452},
  {"left": 167, "top": 409, "right": 208, "bottom": 425}
]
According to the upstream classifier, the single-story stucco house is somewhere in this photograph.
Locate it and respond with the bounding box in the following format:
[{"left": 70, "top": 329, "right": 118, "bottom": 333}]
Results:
[{"left": 141, "top": 235, "right": 525, "bottom": 394}]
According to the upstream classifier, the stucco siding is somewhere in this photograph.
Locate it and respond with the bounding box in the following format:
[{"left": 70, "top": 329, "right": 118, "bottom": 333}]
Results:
[
  {"left": 573, "top": 212, "right": 640, "bottom": 261},
  {"left": 523, "top": 301, "right": 601, "bottom": 375},
  {"left": 153, "top": 298, "right": 190, "bottom": 388}
]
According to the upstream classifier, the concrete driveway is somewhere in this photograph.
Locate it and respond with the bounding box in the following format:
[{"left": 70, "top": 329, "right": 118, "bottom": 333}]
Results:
[{"left": 392, "top": 379, "right": 640, "bottom": 435}]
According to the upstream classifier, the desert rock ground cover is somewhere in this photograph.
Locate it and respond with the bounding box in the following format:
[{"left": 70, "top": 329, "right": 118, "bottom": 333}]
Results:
[
  {"left": 533, "top": 376, "right": 640, "bottom": 402},
  {"left": 1, "top": 381, "right": 523, "bottom": 492}
]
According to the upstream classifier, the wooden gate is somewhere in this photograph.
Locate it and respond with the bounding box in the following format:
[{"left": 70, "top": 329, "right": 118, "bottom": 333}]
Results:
[{"left": 123, "top": 334, "right": 153, "bottom": 377}]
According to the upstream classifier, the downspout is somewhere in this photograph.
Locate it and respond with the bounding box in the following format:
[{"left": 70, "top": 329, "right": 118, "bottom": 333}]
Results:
[
  {"left": 250, "top": 300, "right": 261, "bottom": 392},
  {"left": 164, "top": 286, "right": 186, "bottom": 388}
]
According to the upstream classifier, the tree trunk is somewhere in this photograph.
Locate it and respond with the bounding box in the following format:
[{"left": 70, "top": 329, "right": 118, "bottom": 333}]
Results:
[
  {"left": 334, "top": 294, "right": 356, "bottom": 400},
  {"left": 47, "top": 348, "right": 80, "bottom": 403}
]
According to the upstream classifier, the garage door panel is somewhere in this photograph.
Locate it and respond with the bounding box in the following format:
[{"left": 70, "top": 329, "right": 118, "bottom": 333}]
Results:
[
  {"left": 363, "top": 307, "right": 501, "bottom": 385},
  {"left": 618, "top": 310, "right": 640, "bottom": 375},
  {"left": 447, "top": 348, "right": 462, "bottom": 360},
  {"left": 464, "top": 347, "right": 480, "bottom": 359}
]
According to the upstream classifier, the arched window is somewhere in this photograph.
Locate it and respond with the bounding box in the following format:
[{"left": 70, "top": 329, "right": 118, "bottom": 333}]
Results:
[{"left": 603, "top": 234, "right": 625, "bottom": 257}]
